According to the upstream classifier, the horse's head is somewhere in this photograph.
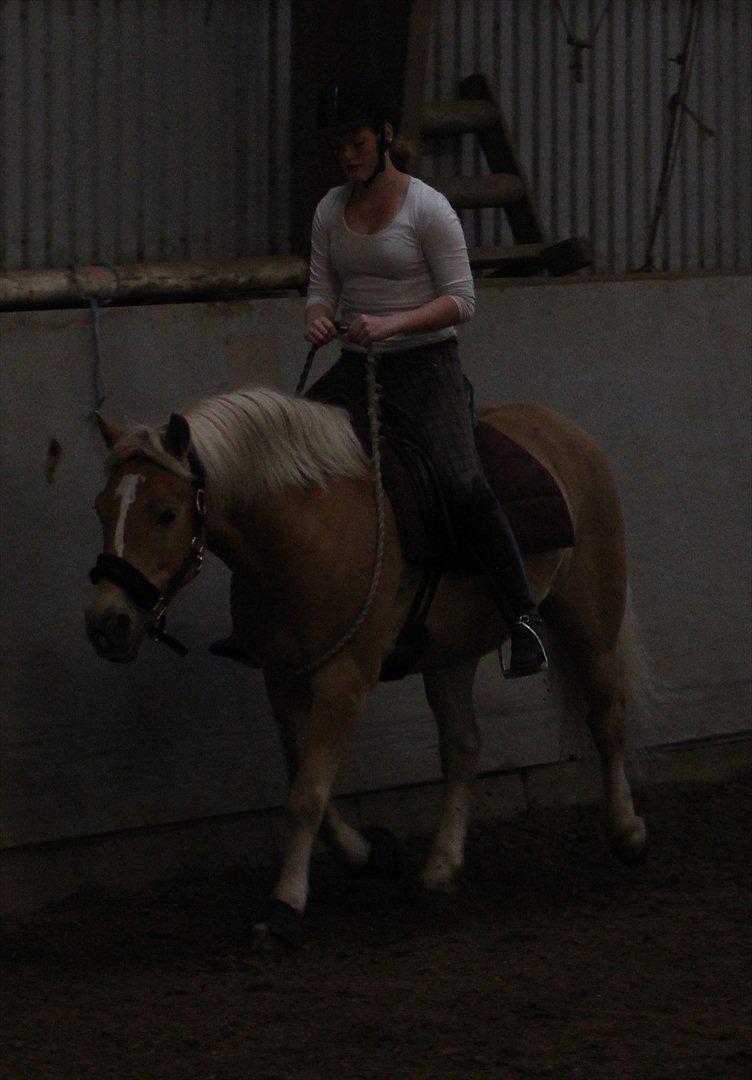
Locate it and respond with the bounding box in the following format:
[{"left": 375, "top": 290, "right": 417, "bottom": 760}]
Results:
[{"left": 85, "top": 413, "right": 206, "bottom": 662}]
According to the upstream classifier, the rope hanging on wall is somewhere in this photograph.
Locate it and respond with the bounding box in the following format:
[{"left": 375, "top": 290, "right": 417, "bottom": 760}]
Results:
[
  {"left": 553, "top": 0, "right": 611, "bottom": 83},
  {"left": 67, "top": 263, "right": 123, "bottom": 418},
  {"left": 639, "top": 0, "right": 713, "bottom": 271}
]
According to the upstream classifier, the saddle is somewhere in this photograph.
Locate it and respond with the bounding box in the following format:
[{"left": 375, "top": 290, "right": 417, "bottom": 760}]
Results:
[
  {"left": 375, "top": 401, "right": 574, "bottom": 568},
  {"left": 307, "top": 380, "right": 575, "bottom": 681}
]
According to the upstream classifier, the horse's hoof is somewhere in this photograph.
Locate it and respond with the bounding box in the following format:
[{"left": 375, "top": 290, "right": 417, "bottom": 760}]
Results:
[
  {"left": 363, "top": 826, "right": 405, "bottom": 879},
  {"left": 246, "top": 920, "right": 293, "bottom": 954},
  {"left": 416, "top": 882, "right": 456, "bottom": 914},
  {"left": 613, "top": 838, "right": 649, "bottom": 866},
  {"left": 347, "top": 826, "right": 404, "bottom": 880},
  {"left": 247, "top": 899, "right": 302, "bottom": 952},
  {"left": 420, "top": 857, "right": 461, "bottom": 894},
  {"left": 248, "top": 924, "right": 287, "bottom": 953},
  {"left": 610, "top": 819, "right": 649, "bottom": 866}
]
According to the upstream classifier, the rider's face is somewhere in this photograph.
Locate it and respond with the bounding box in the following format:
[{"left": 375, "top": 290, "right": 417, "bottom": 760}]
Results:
[{"left": 328, "top": 127, "right": 380, "bottom": 181}]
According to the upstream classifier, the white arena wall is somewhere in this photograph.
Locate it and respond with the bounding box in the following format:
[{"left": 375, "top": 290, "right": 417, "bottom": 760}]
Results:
[{"left": 1, "top": 272, "right": 750, "bottom": 911}]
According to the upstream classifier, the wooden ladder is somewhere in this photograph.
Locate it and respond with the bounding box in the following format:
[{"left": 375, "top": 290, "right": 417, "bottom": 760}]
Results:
[{"left": 402, "top": 2, "right": 591, "bottom": 277}]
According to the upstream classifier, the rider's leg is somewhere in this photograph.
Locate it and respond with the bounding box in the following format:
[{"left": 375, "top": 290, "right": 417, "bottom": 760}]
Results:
[
  {"left": 448, "top": 475, "right": 547, "bottom": 677},
  {"left": 375, "top": 341, "right": 546, "bottom": 678}
]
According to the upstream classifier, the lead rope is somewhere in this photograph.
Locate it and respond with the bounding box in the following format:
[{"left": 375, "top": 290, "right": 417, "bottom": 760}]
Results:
[{"left": 292, "top": 346, "right": 386, "bottom": 676}]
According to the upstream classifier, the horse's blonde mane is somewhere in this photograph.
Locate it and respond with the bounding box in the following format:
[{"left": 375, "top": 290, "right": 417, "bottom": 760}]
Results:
[{"left": 107, "top": 386, "right": 367, "bottom": 513}]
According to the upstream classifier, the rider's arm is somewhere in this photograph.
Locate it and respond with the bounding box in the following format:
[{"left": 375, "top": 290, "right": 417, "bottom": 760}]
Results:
[
  {"left": 417, "top": 187, "right": 475, "bottom": 325},
  {"left": 305, "top": 198, "right": 341, "bottom": 343},
  {"left": 382, "top": 294, "right": 465, "bottom": 337}
]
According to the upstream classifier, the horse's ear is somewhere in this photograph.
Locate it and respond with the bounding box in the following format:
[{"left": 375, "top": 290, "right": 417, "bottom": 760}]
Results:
[
  {"left": 163, "top": 413, "right": 191, "bottom": 459},
  {"left": 95, "top": 412, "right": 125, "bottom": 449}
]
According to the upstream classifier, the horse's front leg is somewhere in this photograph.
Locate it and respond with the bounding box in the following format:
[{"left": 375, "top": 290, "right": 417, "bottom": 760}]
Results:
[
  {"left": 263, "top": 669, "right": 372, "bottom": 875},
  {"left": 420, "top": 659, "right": 481, "bottom": 892},
  {"left": 252, "top": 660, "right": 371, "bottom": 950}
]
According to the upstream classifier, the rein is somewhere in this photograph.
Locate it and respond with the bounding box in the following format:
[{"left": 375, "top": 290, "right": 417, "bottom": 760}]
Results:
[
  {"left": 291, "top": 340, "right": 385, "bottom": 675},
  {"left": 89, "top": 448, "right": 207, "bottom": 656}
]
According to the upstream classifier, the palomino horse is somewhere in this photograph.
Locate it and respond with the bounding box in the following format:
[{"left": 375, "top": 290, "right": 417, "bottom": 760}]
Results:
[{"left": 85, "top": 385, "right": 647, "bottom": 950}]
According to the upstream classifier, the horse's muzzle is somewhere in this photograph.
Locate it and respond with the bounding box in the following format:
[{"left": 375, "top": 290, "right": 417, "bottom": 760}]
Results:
[{"left": 85, "top": 601, "right": 141, "bottom": 662}]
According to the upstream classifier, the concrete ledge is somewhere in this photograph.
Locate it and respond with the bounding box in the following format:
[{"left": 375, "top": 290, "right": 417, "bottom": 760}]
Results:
[{"left": 2, "top": 733, "right": 749, "bottom": 916}]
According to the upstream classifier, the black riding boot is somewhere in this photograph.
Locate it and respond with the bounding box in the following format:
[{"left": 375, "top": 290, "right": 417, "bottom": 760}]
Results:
[{"left": 454, "top": 478, "right": 548, "bottom": 678}]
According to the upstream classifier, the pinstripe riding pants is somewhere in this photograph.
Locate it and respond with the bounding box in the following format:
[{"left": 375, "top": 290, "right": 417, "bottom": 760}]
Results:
[{"left": 309, "top": 338, "right": 483, "bottom": 504}]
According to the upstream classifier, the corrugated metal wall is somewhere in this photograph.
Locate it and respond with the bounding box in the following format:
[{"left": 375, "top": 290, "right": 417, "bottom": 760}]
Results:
[
  {"left": 0, "top": 0, "right": 290, "bottom": 270},
  {"left": 424, "top": 0, "right": 751, "bottom": 272},
  {"left": 0, "top": 0, "right": 749, "bottom": 274}
]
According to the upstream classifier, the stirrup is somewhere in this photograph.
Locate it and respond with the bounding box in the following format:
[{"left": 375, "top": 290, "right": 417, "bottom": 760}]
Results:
[{"left": 500, "top": 613, "right": 548, "bottom": 680}]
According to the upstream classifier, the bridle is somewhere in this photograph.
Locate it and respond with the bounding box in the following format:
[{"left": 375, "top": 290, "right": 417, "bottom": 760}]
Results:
[
  {"left": 88, "top": 344, "right": 384, "bottom": 673},
  {"left": 88, "top": 448, "right": 207, "bottom": 657}
]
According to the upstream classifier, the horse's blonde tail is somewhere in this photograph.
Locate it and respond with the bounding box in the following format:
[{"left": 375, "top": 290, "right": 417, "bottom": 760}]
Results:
[
  {"left": 547, "top": 583, "right": 663, "bottom": 777},
  {"left": 616, "top": 585, "right": 666, "bottom": 781}
]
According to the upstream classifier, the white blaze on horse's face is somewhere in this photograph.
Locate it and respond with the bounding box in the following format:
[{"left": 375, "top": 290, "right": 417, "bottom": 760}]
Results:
[
  {"left": 113, "top": 473, "right": 145, "bottom": 557},
  {"left": 96, "top": 460, "right": 196, "bottom": 583},
  {"left": 87, "top": 459, "right": 198, "bottom": 662}
]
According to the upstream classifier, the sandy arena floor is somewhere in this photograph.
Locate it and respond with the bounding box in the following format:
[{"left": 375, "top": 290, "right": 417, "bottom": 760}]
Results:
[{"left": 1, "top": 769, "right": 750, "bottom": 1080}]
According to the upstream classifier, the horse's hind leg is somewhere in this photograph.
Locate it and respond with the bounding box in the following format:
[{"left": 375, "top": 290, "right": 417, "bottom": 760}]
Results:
[
  {"left": 546, "top": 595, "right": 647, "bottom": 863},
  {"left": 420, "top": 658, "right": 481, "bottom": 891},
  {"left": 582, "top": 647, "right": 646, "bottom": 863}
]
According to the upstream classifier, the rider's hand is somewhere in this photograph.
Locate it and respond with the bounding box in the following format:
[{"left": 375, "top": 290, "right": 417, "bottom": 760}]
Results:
[
  {"left": 305, "top": 316, "right": 338, "bottom": 346},
  {"left": 345, "top": 314, "right": 396, "bottom": 348}
]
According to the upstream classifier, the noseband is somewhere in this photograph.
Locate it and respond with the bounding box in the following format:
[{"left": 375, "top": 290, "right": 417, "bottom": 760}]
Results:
[{"left": 89, "top": 449, "right": 207, "bottom": 656}]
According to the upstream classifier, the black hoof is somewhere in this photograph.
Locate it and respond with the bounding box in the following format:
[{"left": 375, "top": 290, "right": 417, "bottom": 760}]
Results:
[
  {"left": 355, "top": 826, "right": 404, "bottom": 880},
  {"left": 612, "top": 838, "right": 649, "bottom": 867},
  {"left": 248, "top": 898, "right": 302, "bottom": 952},
  {"left": 248, "top": 924, "right": 288, "bottom": 953}
]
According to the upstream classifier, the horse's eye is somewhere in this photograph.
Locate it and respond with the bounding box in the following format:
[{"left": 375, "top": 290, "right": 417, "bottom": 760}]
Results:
[{"left": 157, "top": 510, "right": 177, "bottom": 526}]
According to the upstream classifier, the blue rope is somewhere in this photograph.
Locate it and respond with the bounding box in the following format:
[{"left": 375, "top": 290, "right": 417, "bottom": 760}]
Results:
[
  {"left": 69, "top": 262, "right": 123, "bottom": 418},
  {"left": 87, "top": 296, "right": 106, "bottom": 414}
]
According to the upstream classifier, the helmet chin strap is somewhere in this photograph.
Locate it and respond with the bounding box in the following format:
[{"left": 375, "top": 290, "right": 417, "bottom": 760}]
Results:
[{"left": 363, "top": 128, "right": 391, "bottom": 188}]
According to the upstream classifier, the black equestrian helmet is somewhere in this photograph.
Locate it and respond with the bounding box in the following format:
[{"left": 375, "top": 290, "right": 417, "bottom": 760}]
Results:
[{"left": 316, "top": 74, "right": 399, "bottom": 137}]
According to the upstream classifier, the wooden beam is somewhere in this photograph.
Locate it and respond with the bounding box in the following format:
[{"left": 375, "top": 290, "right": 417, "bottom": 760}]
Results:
[
  {"left": 420, "top": 99, "right": 498, "bottom": 136},
  {"left": 0, "top": 257, "right": 310, "bottom": 311},
  {"left": 432, "top": 174, "right": 527, "bottom": 209},
  {"left": 469, "top": 244, "right": 548, "bottom": 271},
  {"left": 469, "top": 237, "right": 593, "bottom": 276}
]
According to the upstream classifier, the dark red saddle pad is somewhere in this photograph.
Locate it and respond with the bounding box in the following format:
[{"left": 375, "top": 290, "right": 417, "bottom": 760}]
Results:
[{"left": 475, "top": 419, "right": 574, "bottom": 556}]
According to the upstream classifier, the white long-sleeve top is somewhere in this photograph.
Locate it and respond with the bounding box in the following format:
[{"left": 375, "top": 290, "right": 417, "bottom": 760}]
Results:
[{"left": 306, "top": 176, "right": 476, "bottom": 353}]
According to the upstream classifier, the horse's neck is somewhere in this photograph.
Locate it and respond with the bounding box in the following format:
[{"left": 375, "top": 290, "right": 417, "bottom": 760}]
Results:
[{"left": 206, "top": 477, "right": 371, "bottom": 588}]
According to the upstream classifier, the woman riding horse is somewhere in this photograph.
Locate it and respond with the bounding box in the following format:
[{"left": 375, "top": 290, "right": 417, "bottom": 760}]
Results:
[
  {"left": 84, "top": 75, "right": 648, "bottom": 953},
  {"left": 305, "top": 74, "right": 547, "bottom": 679}
]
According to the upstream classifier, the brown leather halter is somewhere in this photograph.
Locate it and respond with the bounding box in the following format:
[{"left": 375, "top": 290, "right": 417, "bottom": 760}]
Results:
[{"left": 89, "top": 449, "right": 207, "bottom": 656}]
